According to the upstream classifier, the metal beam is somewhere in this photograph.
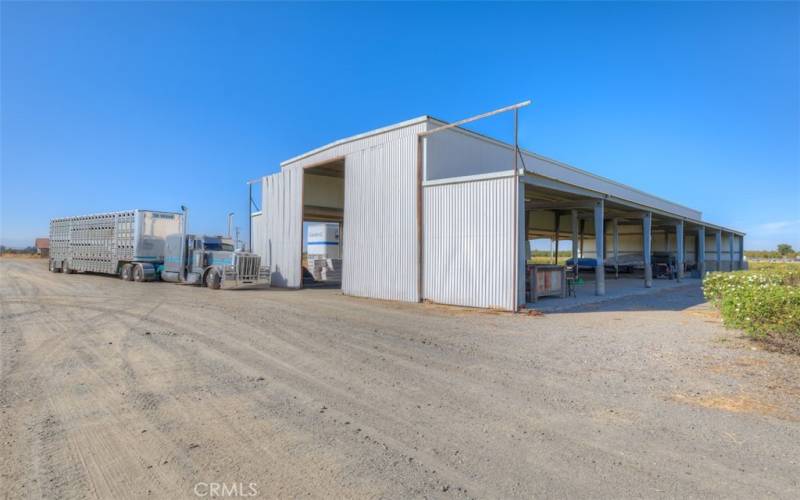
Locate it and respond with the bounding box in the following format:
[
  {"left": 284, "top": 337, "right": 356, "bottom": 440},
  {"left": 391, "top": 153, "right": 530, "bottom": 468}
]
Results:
[
  {"left": 612, "top": 218, "right": 619, "bottom": 279},
  {"left": 739, "top": 234, "right": 745, "bottom": 270},
  {"left": 553, "top": 211, "right": 560, "bottom": 264},
  {"left": 697, "top": 226, "right": 706, "bottom": 277},
  {"left": 571, "top": 209, "right": 579, "bottom": 278},
  {"left": 643, "top": 212, "right": 653, "bottom": 287},
  {"left": 676, "top": 220, "right": 684, "bottom": 282},
  {"left": 517, "top": 181, "right": 527, "bottom": 309},
  {"left": 729, "top": 231, "right": 735, "bottom": 272},
  {"left": 716, "top": 230, "right": 722, "bottom": 272},
  {"left": 520, "top": 175, "right": 603, "bottom": 199},
  {"left": 594, "top": 200, "right": 605, "bottom": 296},
  {"left": 248, "top": 183, "right": 253, "bottom": 252}
]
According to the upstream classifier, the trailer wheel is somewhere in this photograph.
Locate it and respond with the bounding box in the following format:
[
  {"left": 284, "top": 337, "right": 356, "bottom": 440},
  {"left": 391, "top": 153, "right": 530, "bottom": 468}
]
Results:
[
  {"left": 205, "top": 269, "right": 221, "bottom": 290},
  {"left": 133, "top": 264, "right": 146, "bottom": 282},
  {"left": 49, "top": 260, "right": 58, "bottom": 273},
  {"left": 63, "top": 261, "right": 74, "bottom": 274},
  {"left": 121, "top": 263, "right": 133, "bottom": 281}
]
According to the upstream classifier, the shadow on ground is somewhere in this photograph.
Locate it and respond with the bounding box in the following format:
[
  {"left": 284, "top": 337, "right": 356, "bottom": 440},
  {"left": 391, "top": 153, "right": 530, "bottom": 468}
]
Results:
[{"left": 536, "top": 282, "right": 708, "bottom": 314}]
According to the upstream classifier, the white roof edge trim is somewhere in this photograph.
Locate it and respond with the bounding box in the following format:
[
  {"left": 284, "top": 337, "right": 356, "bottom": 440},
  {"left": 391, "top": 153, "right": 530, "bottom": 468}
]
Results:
[{"left": 280, "top": 116, "right": 430, "bottom": 167}]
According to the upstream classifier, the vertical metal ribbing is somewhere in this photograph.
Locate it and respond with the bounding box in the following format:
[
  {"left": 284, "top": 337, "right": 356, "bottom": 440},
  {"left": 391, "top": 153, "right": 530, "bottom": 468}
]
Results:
[{"left": 643, "top": 212, "right": 653, "bottom": 288}]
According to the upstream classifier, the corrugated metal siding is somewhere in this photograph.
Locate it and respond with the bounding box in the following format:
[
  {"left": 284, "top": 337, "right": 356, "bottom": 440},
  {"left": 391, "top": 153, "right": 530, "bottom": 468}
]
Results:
[
  {"left": 283, "top": 121, "right": 428, "bottom": 171},
  {"left": 342, "top": 135, "right": 419, "bottom": 302},
  {"left": 250, "top": 213, "right": 266, "bottom": 262},
  {"left": 423, "top": 177, "right": 516, "bottom": 310},
  {"left": 262, "top": 169, "right": 303, "bottom": 287}
]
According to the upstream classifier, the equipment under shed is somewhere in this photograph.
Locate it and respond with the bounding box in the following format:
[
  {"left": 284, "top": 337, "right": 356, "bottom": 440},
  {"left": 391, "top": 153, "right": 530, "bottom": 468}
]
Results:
[{"left": 250, "top": 106, "right": 744, "bottom": 311}]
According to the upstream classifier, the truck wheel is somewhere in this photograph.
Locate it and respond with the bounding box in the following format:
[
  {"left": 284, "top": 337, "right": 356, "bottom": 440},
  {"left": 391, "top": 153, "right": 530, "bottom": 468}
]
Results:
[
  {"left": 205, "top": 269, "right": 221, "bottom": 290},
  {"left": 133, "top": 264, "right": 145, "bottom": 282},
  {"left": 63, "top": 261, "right": 73, "bottom": 274},
  {"left": 121, "top": 263, "right": 133, "bottom": 281},
  {"left": 49, "top": 260, "right": 58, "bottom": 273}
]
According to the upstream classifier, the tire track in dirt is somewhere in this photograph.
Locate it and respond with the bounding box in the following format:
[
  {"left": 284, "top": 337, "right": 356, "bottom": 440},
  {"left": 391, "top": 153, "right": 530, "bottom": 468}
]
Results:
[
  {"left": 41, "top": 293, "right": 384, "bottom": 498},
  {"left": 4, "top": 259, "right": 800, "bottom": 499},
  {"left": 6, "top": 281, "right": 782, "bottom": 497}
]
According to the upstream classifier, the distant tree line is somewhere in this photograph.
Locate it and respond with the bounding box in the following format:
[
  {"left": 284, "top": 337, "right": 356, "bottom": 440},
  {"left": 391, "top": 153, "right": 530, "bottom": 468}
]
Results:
[
  {"left": 529, "top": 250, "right": 573, "bottom": 257},
  {"left": 0, "top": 246, "right": 37, "bottom": 254},
  {"left": 746, "top": 244, "right": 797, "bottom": 260}
]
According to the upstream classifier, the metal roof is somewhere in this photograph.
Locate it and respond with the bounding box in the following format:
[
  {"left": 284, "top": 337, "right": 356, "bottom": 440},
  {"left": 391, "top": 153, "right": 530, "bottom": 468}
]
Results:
[{"left": 279, "top": 116, "right": 744, "bottom": 236}]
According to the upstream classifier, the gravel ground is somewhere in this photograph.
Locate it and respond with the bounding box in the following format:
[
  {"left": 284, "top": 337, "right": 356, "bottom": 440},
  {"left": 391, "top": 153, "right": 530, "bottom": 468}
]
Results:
[{"left": 1, "top": 258, "right": 798, "bottom": 499}]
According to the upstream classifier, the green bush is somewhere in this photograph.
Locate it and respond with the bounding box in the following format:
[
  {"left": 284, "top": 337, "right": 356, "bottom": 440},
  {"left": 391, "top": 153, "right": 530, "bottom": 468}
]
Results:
[{"left": 703, "top": 265, "right": 800, "bottom": 342}]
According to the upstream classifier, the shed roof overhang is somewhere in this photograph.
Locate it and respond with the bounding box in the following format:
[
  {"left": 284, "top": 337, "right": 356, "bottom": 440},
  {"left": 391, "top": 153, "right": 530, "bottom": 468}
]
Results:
[
  {"left": 277, "top": 115, "right": 743, "bottom": 237},
  {"left": 521, "top": 174, "right": 744, "bottom": 236}
]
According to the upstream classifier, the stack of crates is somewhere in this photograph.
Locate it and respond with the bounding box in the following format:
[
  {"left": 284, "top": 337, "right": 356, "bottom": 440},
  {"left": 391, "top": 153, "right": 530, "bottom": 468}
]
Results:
[{"left": 306, "top": 222, "right": 341, "bottom": 284}]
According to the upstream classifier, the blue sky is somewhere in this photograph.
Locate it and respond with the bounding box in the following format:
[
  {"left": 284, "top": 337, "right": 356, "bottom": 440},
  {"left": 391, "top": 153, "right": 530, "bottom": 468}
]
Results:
[{"left": 2, "top": 1, "right": 798, "bottom": 250}]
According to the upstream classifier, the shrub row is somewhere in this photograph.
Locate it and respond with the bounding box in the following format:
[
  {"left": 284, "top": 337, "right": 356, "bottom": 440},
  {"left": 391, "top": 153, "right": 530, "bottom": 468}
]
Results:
[{"left": 703, "top": 265, "right": 800, "bottom": 343}]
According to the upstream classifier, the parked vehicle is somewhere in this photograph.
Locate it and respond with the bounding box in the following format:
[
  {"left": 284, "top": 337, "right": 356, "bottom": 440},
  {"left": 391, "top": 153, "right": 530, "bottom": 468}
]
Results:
[{"left": 49, "top": 207, "right": 270, "bottom": 289}]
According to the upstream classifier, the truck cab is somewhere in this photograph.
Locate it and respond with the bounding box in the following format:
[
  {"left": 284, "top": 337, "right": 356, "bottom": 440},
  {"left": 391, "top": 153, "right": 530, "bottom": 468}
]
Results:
[{"left": 161, "top": 233, "right": 270, "bottom": 289}]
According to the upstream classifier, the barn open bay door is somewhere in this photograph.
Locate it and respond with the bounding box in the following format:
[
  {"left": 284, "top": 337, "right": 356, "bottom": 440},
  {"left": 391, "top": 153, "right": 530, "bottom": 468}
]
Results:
[{"left": 262, "top": 168, "right": 304, "bottom": 287}]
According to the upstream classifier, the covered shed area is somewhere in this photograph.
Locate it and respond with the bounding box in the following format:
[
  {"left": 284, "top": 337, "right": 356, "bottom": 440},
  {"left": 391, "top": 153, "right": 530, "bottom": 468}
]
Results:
[
  {"left": 251, "top": 105, "right": 744, "bottom": 312},
  {"left": 521, "top": 177, "right": 744, "bottom": 303}
]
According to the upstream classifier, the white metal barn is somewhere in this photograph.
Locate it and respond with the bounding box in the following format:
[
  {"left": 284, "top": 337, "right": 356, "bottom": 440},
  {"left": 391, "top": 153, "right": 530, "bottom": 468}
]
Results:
[{"left": 251, "top": 114, "right": 744, "bottom": 311}]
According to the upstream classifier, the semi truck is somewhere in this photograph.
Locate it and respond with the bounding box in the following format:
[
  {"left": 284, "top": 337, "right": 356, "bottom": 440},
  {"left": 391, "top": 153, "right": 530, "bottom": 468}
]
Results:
[{"left": 48, "top": 208, "right": 270, "bottom": 289}]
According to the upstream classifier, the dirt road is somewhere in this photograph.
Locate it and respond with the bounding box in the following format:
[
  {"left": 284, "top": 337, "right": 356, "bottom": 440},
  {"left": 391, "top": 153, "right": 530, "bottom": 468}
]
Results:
[{"left": 1, "top": 258, "right": 798, "bottom": 499}]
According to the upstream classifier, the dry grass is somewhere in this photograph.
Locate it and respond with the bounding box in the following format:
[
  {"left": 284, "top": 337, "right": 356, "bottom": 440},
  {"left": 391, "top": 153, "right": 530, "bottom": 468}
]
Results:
[{"left": 672, "top": 393, "right": 786, "bottom": 418}]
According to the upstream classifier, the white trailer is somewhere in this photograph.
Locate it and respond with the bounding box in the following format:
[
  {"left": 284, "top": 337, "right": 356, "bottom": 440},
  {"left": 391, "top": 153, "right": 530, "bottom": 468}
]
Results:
[
  {"left": 49, "top": 209, "right": 270, "bottom": 288},
  {"left": 49, "top": 209, "right": 181, "bottom": 275}
]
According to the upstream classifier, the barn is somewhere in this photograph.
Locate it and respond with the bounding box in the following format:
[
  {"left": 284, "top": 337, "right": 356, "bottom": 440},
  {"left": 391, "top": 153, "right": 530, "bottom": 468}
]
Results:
[{"left": 250, "top": 109, "right": 743, "bottom": 311}]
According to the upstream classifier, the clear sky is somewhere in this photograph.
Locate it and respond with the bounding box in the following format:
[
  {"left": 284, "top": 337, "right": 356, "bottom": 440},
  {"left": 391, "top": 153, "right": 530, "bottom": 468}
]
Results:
[{"left": 2, "top": 1, "right": 798, "bottom": 250}]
